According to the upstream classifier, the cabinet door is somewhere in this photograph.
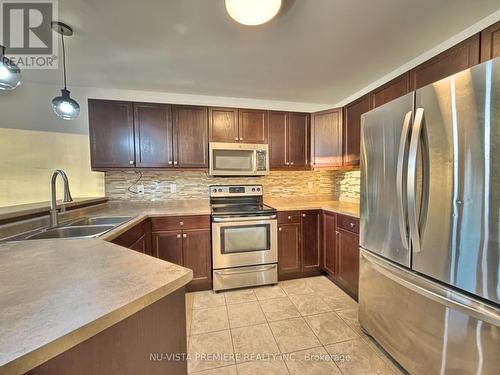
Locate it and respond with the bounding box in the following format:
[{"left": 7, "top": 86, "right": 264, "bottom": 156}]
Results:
[
  {"left": 173, "top": 105, "right": 208, "bottom": 168},
  {"left": 311, "top": 108, "right": 343, "bottom": 169},
  {"left": 152, "top": 231, "right": 183, "bottom": 265},
  {"left": 182, "top": 229, "right": 212, "bottom": 288},
  {"left": 369, "top": 73, "right": 410, "bottom": 109},
  {"left": 209, "top": 107, "right": 239, "bottom": 143},
  {"left": 480, "top": 20, "right": 500, "bottom": 62},
  {"left": 269, "top": 111, "right": 288, "bottom": 169},
  {"left": 239, "top": 108, "right": 268, "bottom": 144},
  {"left": 278, "top": 223, "right": 301, "bottom": 277},
  {"left": 130, "top": 234, "right": 147, "bottom": 253},
  {"left": 288, "top": 113, "right": 309, "bottom": 169},
  {"left": 134, "top": 103, "right": 173, "bottom": 168},
  {"left": 322, "top": 212, "right": 337, "bottom": 275},
  {"left": 88, "top": 100, "right": 135, "bottom": 169},
  {"left": 409, "top": 34, "right": 480, "bottom": 90},
  {"left": 337, "top": 228, "right": 359, "bottom": 299},
  {"left": 343, "top": 95, "right": 369, "bottom": 167},
  {"left": 301, "top": 210, "right": 321, "bottom": 272}
]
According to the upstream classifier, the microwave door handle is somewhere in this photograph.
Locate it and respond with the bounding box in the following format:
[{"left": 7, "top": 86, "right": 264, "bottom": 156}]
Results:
[
  {"left": 407, "top": 108, "right": 424, "bottom": 253},
  {"left": 396, "top": 111, "right": 412, "bottom": 250}
]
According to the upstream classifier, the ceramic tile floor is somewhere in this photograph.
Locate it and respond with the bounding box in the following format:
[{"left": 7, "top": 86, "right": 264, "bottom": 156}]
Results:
[{"left": 185, "top": 276, "right": 408, "bottom": 375}]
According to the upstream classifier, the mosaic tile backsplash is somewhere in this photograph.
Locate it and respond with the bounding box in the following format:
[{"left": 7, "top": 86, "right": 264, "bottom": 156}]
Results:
[{"left": 105, "top": 170, "right": 360, "bottom": 202}]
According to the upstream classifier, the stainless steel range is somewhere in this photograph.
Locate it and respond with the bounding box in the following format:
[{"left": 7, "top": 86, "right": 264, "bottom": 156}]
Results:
[{"left": 210, "top": 185, "right": 278, "bottom": 291}]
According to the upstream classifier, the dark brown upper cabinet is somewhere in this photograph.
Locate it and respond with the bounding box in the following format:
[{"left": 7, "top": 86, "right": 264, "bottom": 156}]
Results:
[
  {"left": 269, "top": 111, "right": 288, "bottom": 169},
  {"left": 208, "top": 107, "right": 239, "bottom": 143},
  {"left": 343, "top": 95, "right": 369, "bottom": 167},
  {"left": 134, "top": 103, "right": 173, "bottom": 168},
  {"left": 269, "top": 111, "right": 309, "bottom": 170},
  {"left": 287, "top": 112, "right": 309, "bottom": 169},
  {"left": 409, "top": 34, "right": 480, "bottom": 90},
  {"left": 239, "top": 108, "right": 268, "bottom": 144},
  {"left": 311, "top": 108, "right": 343, "bottom": 169},
  {"left": 89, "top": 99, "right": 208, "bottom": 170},
  {"left": 369, "top": 73, "right": 410, "bottom": 109},
  {"left": 209, "top": 107, "right": 268, "bottom": 144},
  {"left": 89, "top": 99, "right": 135, "bottom": 169},
  {"left": 480, "top": 20, "right": 500, "bottom": 62},
  {"left": 172, "top": 105, "right": 208, "bottom": 168}
]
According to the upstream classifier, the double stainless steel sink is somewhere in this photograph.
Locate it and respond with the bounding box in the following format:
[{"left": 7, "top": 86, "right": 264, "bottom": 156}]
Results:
[{"left": 8, "top": 216, "right": 134, "bottom": 241}]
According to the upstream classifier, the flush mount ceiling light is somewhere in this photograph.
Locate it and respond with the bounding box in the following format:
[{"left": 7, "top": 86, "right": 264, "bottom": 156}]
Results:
[
  {"left": 51, "top": 21, "right": 80, "bottom": 120},
  {"left": 225, "top": 0, "right": 282, "bottom": 26},
  {"left": 0, "top": 45, "right": 21, "bottom": 90}
]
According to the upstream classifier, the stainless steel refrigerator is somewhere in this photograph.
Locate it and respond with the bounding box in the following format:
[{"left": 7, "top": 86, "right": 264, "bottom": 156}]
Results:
[{"left": 359, "top": 57, "right": 500, "bottom": 374}]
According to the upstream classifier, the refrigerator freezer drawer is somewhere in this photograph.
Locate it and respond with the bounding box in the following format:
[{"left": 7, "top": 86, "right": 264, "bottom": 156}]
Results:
[{"left": 359, "top": 249, "right": 500, "bottom": 375}]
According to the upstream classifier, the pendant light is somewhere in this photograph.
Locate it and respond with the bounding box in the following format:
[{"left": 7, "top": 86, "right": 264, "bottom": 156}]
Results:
[
  {"left": 51, "top": 21, "right": 80, "bottom": 120},
  {"left": 0, "top": 45, "right": 22, "bottom": 90},
  {"left": 225, "top": 0, "right": 282, "bottom": 26}
]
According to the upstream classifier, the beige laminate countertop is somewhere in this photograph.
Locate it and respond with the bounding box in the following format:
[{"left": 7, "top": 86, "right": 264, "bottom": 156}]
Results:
[
  {"left": 0, "top": 239, "right": 193, "bottom": 375},
  {"left": 264, "top": 197, "right": 360, "bottom": 218}
]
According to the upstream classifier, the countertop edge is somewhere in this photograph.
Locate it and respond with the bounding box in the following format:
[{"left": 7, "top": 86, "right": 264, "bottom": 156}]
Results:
[{"left": 1, "top": 267, "right": 193, "bottom": 375}]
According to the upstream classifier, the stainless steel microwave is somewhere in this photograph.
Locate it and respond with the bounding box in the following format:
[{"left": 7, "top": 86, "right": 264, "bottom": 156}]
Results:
[{"left": 209, "top": 142, "right": 269, "bottom": 176}]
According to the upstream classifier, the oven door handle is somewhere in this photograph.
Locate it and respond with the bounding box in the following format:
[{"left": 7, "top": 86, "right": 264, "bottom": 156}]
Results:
[
  {"left": 212, "top": 215, "right": 277, "bottom": 223},
  {"left": 214, "top": 264, "right": 277, "bottom": 276}
]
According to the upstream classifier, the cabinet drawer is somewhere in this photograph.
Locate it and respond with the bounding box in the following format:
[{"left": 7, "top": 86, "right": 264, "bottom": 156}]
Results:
[
  {"left": 278, "top": 211, "right": 302, "bottom": 224},
  {"left": 336, "top": 214, "right": 359, "bottom": 234},
  {"left": 151, "top": 215, "right": 210, "bottom": 231}
]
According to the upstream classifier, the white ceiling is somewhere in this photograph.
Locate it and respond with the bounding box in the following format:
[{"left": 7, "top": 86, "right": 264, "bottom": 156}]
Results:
[{"left": 22, "top": 0, "right": 500, "bottom": 105}]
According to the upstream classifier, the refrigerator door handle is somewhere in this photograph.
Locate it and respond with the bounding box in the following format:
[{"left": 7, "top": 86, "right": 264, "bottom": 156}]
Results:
[
  {"left": 396, "top": 111, "right": 412, "bottom": 250},
  {"left": 407, "top": 108, "right": 425, "bottom": 253}
]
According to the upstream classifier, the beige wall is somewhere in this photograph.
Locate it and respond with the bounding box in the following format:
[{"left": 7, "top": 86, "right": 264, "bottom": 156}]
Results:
[{"left": 0, "top": 128, "right": 104, "bottom": 207}]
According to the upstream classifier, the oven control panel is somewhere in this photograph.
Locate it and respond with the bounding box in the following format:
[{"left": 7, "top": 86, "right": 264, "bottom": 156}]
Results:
[{"left": 210, "top": 185, "right": 263, "bottom": 197}]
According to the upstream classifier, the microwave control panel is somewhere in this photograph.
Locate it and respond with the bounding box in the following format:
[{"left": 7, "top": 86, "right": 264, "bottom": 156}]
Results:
[{"left": 256, "top": 150, "right": 267, "bottom": 171}]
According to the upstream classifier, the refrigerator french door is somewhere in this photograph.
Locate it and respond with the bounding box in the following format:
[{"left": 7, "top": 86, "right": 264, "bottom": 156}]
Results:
[
  {"left": 411, "top": 64, "right": 499, "bottom": 304},
  {"left": 359, "top": 57, "right": 500, "bottom": 375}
]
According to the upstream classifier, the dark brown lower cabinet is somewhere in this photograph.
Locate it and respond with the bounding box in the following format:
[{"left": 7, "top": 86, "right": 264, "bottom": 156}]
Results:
[
  {"left": 278, "top": 210, "right": 322, "bottom": 280},
  {"left": 322, "top": 211, "right": 337, "bottom": 275},
  {"left": 112, "top": 216, "right": 212, "bottom": 292},
  {"left": 153, "top": 230, "right": 183, "bottom": 265},
  {"left": 111, "top": 220, "right": 152, "bottom": 256},
  {"left": 151, "top": 216, "right": 212, "bottom": 292},
  {"left": 321, "top": 212, "right": 360, "bottom": 300},
  {"left": 182, "top": 229, "right": 212, "bottom": 291},
  {"left": 278, "top": 223, "right": 302, "bottom": 277},
  {"left": 336, "top": 228, "right": 359, "bottom": 299}
]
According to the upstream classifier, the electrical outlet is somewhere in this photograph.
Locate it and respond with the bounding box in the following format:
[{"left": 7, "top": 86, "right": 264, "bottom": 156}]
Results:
[
  {"left": 137, "top": 184, "right": 144, "bottom": 194},
  {"left": 170, "top": 183, "right": 177, "bottom": 193}
]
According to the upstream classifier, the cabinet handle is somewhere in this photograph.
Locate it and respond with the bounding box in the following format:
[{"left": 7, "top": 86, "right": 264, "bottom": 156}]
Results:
[
  {"left": 302, "top": 213, "right": 306, "bottom": 218},
  {"left": 285, "top": 162, "right": 290, "bottom": 166},
  {"left": 278, "top": 227, "right": 282, "bottom": 232},
  {"left": 350, "top": 222, "right": 355, "bottom": 228},
  {"left": 174, "top": 161, "right": 178, "bottom": 165},
  {"left": 183, "top": 233, "right": 187, "bottom": 238},
  {"left": 239, "top": 137, "right": 243, "bottom": 141},
  {"left": 168, "top": 161, "right": 173, "bottom": 165},
  {"left": 234, "top": 137, "right": 239, "bottom": 141},
  {"left": 176, "top": 234, "right": 181, "bottom": 238},
  {"left": 290, "top": 161, "right": 294, "bottom": 165},
  {"left": 287, "top": 216, "right": 292, "bottom": 220},
  {"left": 179, "top": 221, "right": 184, "bottom": 226},
  {"left": 336, "top": 231, "right": 340, "bottom": 235},
  {"left": 129, "top": 160, "right": 134, "bottom": 165}
]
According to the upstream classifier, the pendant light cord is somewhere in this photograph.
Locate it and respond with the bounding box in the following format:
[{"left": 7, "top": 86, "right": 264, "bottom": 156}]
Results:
[{"left": 60, "top": 31, "right": 67, "bottom": 90}]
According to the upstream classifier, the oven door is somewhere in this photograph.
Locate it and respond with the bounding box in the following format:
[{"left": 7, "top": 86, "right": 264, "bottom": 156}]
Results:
[{"left": 212, "top": 216, "right": 278, "bottom": 269}]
